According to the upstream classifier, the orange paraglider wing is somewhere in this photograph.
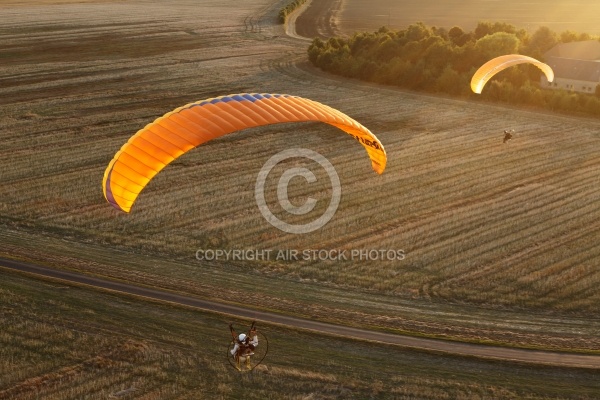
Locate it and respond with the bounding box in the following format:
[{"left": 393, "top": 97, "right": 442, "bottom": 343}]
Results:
[{"left": 103, "top": 93, "right": 386, "bottom": 212}]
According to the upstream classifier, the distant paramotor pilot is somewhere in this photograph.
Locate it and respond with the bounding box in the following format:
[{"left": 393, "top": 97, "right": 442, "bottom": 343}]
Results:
[{"left": 503, "top": 129, "right": 514, "bottom": 144}]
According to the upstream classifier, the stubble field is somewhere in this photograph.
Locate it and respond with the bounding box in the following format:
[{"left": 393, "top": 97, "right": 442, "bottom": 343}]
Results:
[
  {"left": 333, "top": 0, "right": 600, "bottom": 36},
  {"left": 1, "top": 0, "right": 600, "bottom": 365},
  {"left": 5, "top": 269, "right": 600, "bottom": 399}
]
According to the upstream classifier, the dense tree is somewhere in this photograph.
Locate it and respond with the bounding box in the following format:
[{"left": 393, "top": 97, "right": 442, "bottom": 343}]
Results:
[
  {"left": 586, "top": 96, "right": 600, "bottom": 114},
  {"left": 474, "top": 32, "right": 520, "bottom": 59},
  {"left": 525, "top": 26, "right": 558, "bottom": 59},
  {"left": 474, "top": 21, "right": 527, "bottom": 41},
  {"left": 560, "top": 30, "right": 578, "bottom": 43},
  {"left": 422, "top": 37, "right": 456, "bottom": 74},
  {"left": 405, "top": 22, "right": 432, "bottom": 42},
  {"left": 308, "top": 38, "right": 325, "bottom": 64},
  {"left": 448, "top": 26, "right": 472, "bottom": 47},
  {"left": 278, "top": 0, "right": 307, "bottom": 23},
  {"left": 436, "top": 65, "right": 463, "bottom": 93}
]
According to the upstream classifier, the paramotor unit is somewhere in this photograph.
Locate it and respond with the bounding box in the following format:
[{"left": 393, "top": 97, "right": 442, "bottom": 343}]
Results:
[{"left": 227, "top": 321, "right": 268, "bottom": 372}]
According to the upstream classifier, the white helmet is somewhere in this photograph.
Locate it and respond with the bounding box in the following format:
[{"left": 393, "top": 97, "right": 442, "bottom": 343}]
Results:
[{"left": 238, "top": 333, "right": 247, "bottom": 342}]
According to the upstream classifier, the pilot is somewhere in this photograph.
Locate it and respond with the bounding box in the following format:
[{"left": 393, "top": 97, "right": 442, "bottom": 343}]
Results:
[{"left": 230, "top": 323, "right": 258, "bottom": 370}]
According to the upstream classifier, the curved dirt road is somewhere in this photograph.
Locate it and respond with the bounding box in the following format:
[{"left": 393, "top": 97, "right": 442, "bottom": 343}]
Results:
[
  {"left": 2, "top": 257, "right": 600, "bottom": 369},
  {"left": 293, "top": 0, "right": 344, "bottom": 38},
  {"left": 284, "top": 0, "right": 312, "bottom": 40}
]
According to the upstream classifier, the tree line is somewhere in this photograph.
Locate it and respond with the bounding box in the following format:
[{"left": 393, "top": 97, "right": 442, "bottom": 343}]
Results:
[
  {"left": 308, "top": 22, "right": 600, "bottom": 117},
  {"left": 279, "top": 0, "right": 308, "bottom": 24}
]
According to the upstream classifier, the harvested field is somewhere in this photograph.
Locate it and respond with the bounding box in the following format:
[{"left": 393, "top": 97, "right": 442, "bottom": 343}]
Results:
[
  {"left": 4, "top": 269, "right": 600, "bottom": 399},
  {"left": 1, "top": 0, "right": 600, "bottom": 358},
  {"left": 334, "top": 0, "right": 600, "bottom": 36}
]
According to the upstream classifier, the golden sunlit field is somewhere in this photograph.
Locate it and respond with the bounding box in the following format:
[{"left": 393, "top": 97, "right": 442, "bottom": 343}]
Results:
[
  {"left": 1, "top": 0, "right": 600, "bottom": 397},
  {"left": 336, "top": 0, "right": 600, "bottom": 36}
]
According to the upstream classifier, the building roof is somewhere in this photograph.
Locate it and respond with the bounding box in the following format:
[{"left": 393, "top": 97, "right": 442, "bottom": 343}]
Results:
[
  {"left": 544, "top": 40, "right": 600, "bottom": 60},
  {"left": 546, "top": 56, "right": 600, "bottom": 82}
]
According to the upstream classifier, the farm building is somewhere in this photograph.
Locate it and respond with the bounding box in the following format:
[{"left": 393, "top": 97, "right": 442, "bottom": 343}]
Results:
[{"left": 541, "top": 40, "right": 600, "bottom": 93}]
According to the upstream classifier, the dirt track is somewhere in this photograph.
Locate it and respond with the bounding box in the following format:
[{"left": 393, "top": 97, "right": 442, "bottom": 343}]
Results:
[{"left": 294, "top": 0, "right": 344, "bottom": 38}]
